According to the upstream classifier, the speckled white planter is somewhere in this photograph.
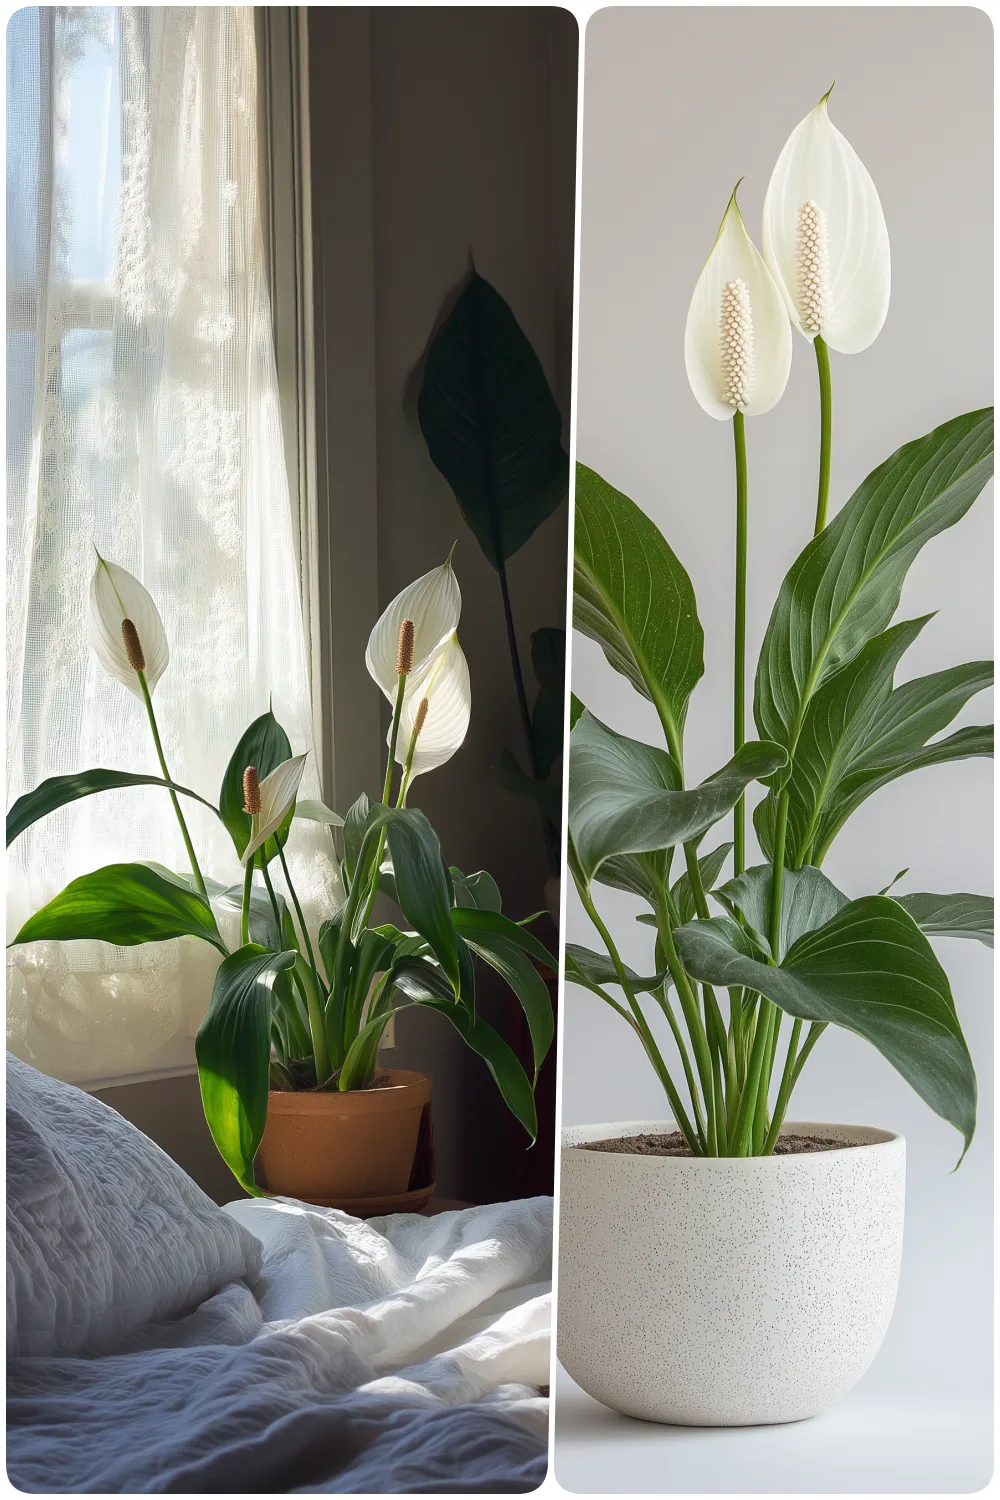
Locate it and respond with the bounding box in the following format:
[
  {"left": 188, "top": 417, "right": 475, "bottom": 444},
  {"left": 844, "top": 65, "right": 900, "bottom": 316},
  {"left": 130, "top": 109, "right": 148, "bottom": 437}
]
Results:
[{"left": 558, "top": 1120, "right": 905, "bottom": 1426}]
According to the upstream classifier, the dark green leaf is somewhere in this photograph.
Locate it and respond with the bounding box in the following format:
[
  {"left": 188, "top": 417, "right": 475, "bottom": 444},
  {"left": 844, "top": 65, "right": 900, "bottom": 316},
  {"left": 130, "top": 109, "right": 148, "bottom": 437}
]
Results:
[
  {"left": 11, "top": 863, "right": 225, "bottom": 952},
  {"left": 669, "top": 842, "right": 733, "bottom": 926},
  {"left": 217, "top": 883, "right": 297, "bottom": 953},
  {"left": 422, "top": 998, "right": 537, "bottom": 1141},
  {"left": 565, "top": 942, "right": 667, "bottom": 995},
  {"left": 195, "top": 944, "right": 297, "bottom": 1193},
  {"left": 569, "top": 708, "right": 786, "bottom": 885},
  {"left": 417, "top": 272, "right": 567, "bottom": 567},
  {"left": 755, "top": 409, "right": 993, "bottom": 764},
  {"left": 450, "top": 867, "right": 503, "bottom": 913},
  {"left": 894, "top": 893, "right": 993, "bottom": 948},
  {"left": 220, "top": 710, "right": 293, "bottom": 860},
  {"left": 365, "top": 806, "right": 460, "bottom": 993},
  {"left": 569, "top": 693, "right": 586, "bottom": 730},
  {"left": 343, "top": 793, "right": 372, "bottom": 888},
  {"left": 461, "top": 931, "right": 554, "bottom": 1075},
  {"left": 676, "top": 896, "right": 977, "bottom": 1154},
  {"left": 7, "top": 769, "right": 219, "bottom": 848},
  {"left": 714, "top": 864, "right": 850, "bottom": 960},
  {"left": 574, "top": 462, "right": 704, "bottom": 748},
  {"left": 450, "top": 905, "right": 555, "bottom": 971}
]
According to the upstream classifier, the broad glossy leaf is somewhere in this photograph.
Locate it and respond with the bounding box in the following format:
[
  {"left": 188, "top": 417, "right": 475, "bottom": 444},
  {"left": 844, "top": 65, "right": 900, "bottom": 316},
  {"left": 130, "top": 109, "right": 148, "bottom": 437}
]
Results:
[
  {"left": 7, "top": 769, "right": 219, "bottom": 847},
  {"left": 218, "top": 883, "right": 297, "bottom": 953},
  {"left": 565, "top": 942, "right": 667, "bottom": 995},
  {"left": 450, "top": 905, "right": 555, "bottom": 971},
  {"left": 417, "top": 271, "right": 568, "bottom": 567},
  {"left": 669, "top": 842, "right": 733, "bottom": 925},
  {"left": 422, "top": 998, "right": 537, "bottom": 1141},
  {"left": 458, "top": 925, "right": 554, "bottom": 1075},
  {"left": 342, "top": 793, "right": 372, "bottom": 888},
  {"left": 762, "top": 617, "right": 930, "bottom": 865},
  {"left": 597, "top": 850, "right": 672, "bottom": 906},
  {"left": 574, "top": 463, "right": 704, "bottom": 746},
  {"left": 220, "top": 710, "right": 293, "bottom": 860},
  {"left": 714, "top": 864, "right": 849, "bottom": 960},
  {"left": 364, "top": 806, "right": 460, "bottom": 993},
  {"left": 11, "top": 863, "right": 225, "bottom": 952},
  {"left": 195, "top": 945, "right": 297, "bottom": 1193},
  {"left": 755, "top": 409, "right": 994, "bottom": 756},
  {"left": 895, "top": 892, "right": 993, "bottom": 948},
  {"left": 450, "top": 867, "right": 503, "bottom": 913},
  {"left": 676, "top": 895, "right": 977, "bottom": 1153},
  {"left": 569, "top": 708, "right": 786, "bottom": 885}
]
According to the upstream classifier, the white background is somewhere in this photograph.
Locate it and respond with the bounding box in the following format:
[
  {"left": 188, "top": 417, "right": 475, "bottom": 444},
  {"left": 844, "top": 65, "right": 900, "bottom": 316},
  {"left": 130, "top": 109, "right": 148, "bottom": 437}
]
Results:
[{"left": 557, "top": 6, "right": 993, "bottom": 1491}]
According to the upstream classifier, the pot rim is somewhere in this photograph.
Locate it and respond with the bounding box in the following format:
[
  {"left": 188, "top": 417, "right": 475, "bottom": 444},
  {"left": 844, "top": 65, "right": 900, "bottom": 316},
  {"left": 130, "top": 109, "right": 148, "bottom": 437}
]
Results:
[
  {"left": 267, "top": 1068, "right": 431, "bottom": 1114},
  {"left": 562, "top": 1118, "right": 904, "bottom": 1164}
]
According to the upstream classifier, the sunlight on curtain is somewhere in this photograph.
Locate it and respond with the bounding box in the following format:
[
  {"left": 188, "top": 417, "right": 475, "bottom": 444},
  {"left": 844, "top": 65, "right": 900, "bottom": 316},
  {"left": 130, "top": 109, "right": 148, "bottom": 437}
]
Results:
[{"left": 6, "top": 7, "right": 339, "bottom": 1085}]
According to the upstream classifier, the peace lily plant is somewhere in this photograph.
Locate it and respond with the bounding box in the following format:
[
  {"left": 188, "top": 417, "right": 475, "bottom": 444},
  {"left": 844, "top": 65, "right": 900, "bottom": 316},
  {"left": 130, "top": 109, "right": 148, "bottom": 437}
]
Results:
[
  {"left": 569, "top": 86, "right": 993, "bottom": 1163},
  {"left": 8, "top": 555, "right": 554, "bottom": 1193}
]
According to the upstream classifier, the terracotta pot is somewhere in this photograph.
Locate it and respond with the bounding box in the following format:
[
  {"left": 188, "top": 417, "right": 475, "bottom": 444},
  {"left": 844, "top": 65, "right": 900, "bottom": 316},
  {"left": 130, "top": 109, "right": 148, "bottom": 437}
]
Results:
[{"left": 256, "top": 1069, "right": 431, "bottom": 1203}]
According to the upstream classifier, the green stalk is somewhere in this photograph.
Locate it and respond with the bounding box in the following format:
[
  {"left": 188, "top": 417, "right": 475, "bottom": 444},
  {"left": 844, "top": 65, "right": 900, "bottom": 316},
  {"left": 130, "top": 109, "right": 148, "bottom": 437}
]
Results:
[
  {"left": 578, "top": 882, "right": 702, "bottom": 1154},
  {"left": 383, "top": 671, "right": 407, "bottom": 804},
  {"left": 136, "top": 670, "right": 208, "bottom": 899},
  {"left": 761, "top": 1017, "right": 802, "bottom": 1155},
  {"left": 732, "top": 410, "right": 748, "bottom": 875},
  {"left": 655, "top": 910, "right": 717, "bottom": 1153},
  {"left": 813, "top": 335, "right": 832, "bottom": 534},
  {"left": 240, "top": 858, "right": 253, "bottom": 947},
  {"left": 260, "top": 860, "right": 285, "bottom": 943},
  {"left": 293, "top": 952, "right": 330, "bottom": 1085}
]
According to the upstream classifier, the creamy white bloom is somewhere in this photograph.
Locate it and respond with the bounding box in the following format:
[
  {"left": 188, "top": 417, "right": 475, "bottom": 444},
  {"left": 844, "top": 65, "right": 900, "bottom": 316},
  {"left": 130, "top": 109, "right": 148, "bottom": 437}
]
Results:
[
  {"left": 242, "top": 754, "right": 308, "bottom": 866},
  {"left": 762, "top": 88, "right": 890, "bottom": 353},
  {"left": 684, "top": 186, "right": 792, "bottom": 420},
  {"left": 395, "top": 635, "right": 471, "bottom": 779},
  {"left": 365, "top": 558, "right": 462, "bottom": 700},
  {"left": 88, "top": 554, "right": 170, "bottom": 696}
]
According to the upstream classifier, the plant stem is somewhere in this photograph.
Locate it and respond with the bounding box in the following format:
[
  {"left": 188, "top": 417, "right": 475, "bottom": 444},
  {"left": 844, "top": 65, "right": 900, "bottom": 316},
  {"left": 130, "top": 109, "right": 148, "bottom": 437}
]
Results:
[
  {"left": 732, "top": 410, "right": 748, "bottom": 875},
  {"left": 814, "top": 335, "right": 832, "bottom": 535},
  {"left": 655, "top": 911, "right": 717, "bottom": 1153},
  {"left": 136, "top": 670, "right": 208, "bottom": 899},
  {"left": 240, "top": 858, "right": 253, "bottom": 947},
  {"left": 761, "top": 1016, "right": 802, "bottom": 1155},
  {"left": 277, "top": 844, "right": 324, "bottom": 1025},
  {"left": 383, "top": 672, "right": 407, "bottom": 804},
  {"left": 578, "top": 881, "right": 702, "bottom": 1153},
  {"left": 293, "top": 952, "right": 331, "bottom": 1085}
]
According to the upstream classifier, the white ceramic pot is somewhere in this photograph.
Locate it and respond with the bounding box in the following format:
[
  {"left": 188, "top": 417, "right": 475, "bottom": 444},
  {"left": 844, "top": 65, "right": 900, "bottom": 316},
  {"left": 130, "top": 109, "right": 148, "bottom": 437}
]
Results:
[{"left": 558, "top": 1119, "right": 905, "bottom": 1426}]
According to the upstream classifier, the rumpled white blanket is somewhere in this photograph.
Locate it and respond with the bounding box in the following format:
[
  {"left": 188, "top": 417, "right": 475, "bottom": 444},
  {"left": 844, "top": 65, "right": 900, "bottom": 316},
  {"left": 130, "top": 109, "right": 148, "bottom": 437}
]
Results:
[{"left": 7, "top": 1195, "right": 552, "bottom": 1493}]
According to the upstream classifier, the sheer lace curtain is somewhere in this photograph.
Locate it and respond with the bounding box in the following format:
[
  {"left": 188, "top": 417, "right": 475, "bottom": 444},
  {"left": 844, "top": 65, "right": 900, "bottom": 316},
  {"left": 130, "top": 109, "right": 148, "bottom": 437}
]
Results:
[{"left": 7, "top": 7, "right": 338, "bottom": 1085}]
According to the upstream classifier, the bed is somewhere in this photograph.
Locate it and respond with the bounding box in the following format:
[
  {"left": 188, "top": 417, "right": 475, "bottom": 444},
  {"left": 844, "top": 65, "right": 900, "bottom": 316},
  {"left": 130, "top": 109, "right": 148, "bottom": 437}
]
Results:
[{"left": 6, "top": 1054, "right": 551, "bottom": 1493}]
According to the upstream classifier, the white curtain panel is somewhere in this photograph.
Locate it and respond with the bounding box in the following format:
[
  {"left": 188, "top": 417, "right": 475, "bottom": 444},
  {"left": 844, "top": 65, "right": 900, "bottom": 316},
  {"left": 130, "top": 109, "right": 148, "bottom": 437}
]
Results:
[{"left": 6, "top": 7, "right": 340, "bottom": 1085}]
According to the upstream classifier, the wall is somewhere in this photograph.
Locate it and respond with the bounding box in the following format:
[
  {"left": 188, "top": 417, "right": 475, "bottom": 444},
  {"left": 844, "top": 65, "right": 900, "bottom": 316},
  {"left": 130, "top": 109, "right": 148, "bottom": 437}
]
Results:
[{"left": 566, "top": 3, "right": 992, "bottom": 1455}]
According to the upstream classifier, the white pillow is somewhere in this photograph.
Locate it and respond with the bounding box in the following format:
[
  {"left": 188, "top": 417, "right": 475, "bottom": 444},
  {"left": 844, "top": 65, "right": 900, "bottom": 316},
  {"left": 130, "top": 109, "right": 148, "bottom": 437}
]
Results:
[{"left": 6, "top": 1053, "right": 262, "bottom": 1357}]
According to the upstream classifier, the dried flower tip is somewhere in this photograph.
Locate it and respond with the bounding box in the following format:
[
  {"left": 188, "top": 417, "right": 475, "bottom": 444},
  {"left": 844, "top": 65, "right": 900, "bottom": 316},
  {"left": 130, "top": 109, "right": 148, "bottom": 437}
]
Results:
[
  {"left": 796, "top": 200, "right": 829, "bottom": 336},
  {"left": 396, "top": 618, "right": 415, "bottom": 676},
  {"left": 412, "top": 698, "right": 430, "bottom": 738},
  {"left": 243, "top": 766, "right": 261, "bottom": 816},
  {"left": 719, "top": 279, "right": 754, "bottom": 410},
  {"left": 120, "top": 618, "right": 145, "bottom": 672}
]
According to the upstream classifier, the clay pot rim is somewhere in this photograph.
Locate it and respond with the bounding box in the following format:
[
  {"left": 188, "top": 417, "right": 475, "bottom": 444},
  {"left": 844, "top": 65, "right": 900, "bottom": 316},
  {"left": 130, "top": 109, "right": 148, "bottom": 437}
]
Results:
[
  {"left": 563, "top": 1118, "right": 904, "bottom": 1168},
  {"left": 268, "top": 1068, "right": 431, "bottom": 1115}
]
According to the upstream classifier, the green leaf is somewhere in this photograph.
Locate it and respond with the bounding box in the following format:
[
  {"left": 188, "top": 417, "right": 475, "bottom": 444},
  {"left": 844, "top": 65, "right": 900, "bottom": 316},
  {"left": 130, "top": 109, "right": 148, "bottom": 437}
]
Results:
[
  {"left": 574, "top": 462, "right": 704, "bottom": 749},
  {"left": 894, "top": 892, "right": 993, "bottom": 948},
  {"left": 450, "top": 867, "right": 503, "bottom": 913},
  {"left": 676, "top": 895, "right": 977, "bottom": 1155},
  {"left": 422, "top": 998, "right": 538, "bottom": 1141},
  {"left": 220, "top": 710, "right": 293, "bottom": 860},
  {"left": 218, "top": 883, "right": 297, "bottom": 953},
  {"left": 195, "top": 945, "right": 298, "bottom": 1193},
  {"left": 417, "top": 271, "right": 567, "bottom": 567},
  {"left": 494, "top": 749, "right": 562, "bottom": 824},
  {"left": 11, "top": 863, "right": 226, "bottom": 952},
  {"left": 450, "top": 905, "right": 555, "bottom": 971},
  {"left": 364, "top": 806, "right": 460, "bottom": 993},
  {"left": 530, "top": 627, "right": 566, "bottom": 779},
  {"left": 569, "top": 708, "right": 786, "bottom": 885},
  {"left": 565, "top": 942, "right": 667, "bottom": 995},
  {"left": 569, "top": 693, "right": 586, "bottom": 730},
  {"left": 452, "top": 910, "right": 554, "bottom": 1074},
  {"left": 755, "top": 409, "right": 994, "bottom": 762},
  {"left": 7, "top": 769, "right": 220, "bottom": 848},
  {"left": 669, "top": 842, "right": 733, "bottom": 926},
  {"left": 294, "top": 798, "right": 344, "bottom": 827},
  {"left": 714, "top": 864, "right": 850, "bottom": 960},
  {"left": 343, "top": 793, "right": 372, "bottom": 888}
]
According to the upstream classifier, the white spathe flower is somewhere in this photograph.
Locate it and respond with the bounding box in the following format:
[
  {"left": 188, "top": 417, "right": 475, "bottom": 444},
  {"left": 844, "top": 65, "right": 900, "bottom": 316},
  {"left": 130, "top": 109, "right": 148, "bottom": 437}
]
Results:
[
  {"left": 88, "top": 554, "right": 170, "bottom": 696},
  {"left": 762, "top": 88, "right": 890, "bottom": 353},
  {"left": 365, "top": 557, "right": 462, "bottom": 701},
  {"left": 395, "top": 635, "right": 471, "bottom": 780},
  {"left": 242, "top": 754, "right": 308, "bottom": 866},
  {"left": 684, "top": 185, "right": 792, "bottom": 421}
]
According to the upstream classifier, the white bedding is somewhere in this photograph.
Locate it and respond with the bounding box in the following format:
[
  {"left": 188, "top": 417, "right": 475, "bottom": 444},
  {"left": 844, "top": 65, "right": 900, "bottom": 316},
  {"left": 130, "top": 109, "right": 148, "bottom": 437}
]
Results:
[{"left": 7, "top": 1193, "right": 552, "bottom": 1493}]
